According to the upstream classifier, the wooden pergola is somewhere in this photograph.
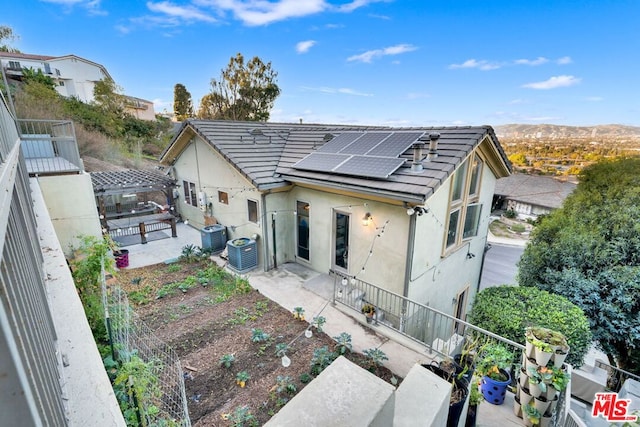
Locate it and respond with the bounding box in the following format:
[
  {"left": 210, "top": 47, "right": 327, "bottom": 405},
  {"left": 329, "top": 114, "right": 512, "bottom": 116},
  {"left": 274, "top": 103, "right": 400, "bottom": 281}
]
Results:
[{"left": 90, "top": 169, "right": 179, "bottom": 244}]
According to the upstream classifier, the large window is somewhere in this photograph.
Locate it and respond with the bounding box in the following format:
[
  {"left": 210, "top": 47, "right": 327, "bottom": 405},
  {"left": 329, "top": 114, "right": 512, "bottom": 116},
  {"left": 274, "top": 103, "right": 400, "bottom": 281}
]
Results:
[
  {"left": 445, "top": 154, "right": 484, "bottom": 251},
  {"left": 183, "top": 180, "right": 197, "bottom": 207},
  {"left": 247, "top": 199, "right": 258, "bottom": 223}
]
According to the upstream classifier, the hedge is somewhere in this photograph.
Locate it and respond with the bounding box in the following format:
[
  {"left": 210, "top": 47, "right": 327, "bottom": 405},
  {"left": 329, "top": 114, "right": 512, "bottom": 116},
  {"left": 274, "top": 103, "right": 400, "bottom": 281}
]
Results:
[{"left": 468, "top": 285, "right": 592, "bottom": 367}]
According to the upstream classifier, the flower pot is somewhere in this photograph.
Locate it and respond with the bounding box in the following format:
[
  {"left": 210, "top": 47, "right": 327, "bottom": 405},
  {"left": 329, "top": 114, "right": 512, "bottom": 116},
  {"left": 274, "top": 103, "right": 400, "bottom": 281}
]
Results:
[
  {"left": 465, "top": 404, "right": 478, "bottom": 427},
  {"left": 540, "top": 414, "right": 553, "bottom": 427},
  {"left": 525, "top": 357, "right": 538, "bottom": 373},
  {"left": 553, "top": 350, "right": 568, "bottom": 368},
  {"left": 529, "top": 381, "right": 543, "bottom": 398},
  {"left": 547, "top": 395, "right": 559, "bottom": 413},
  {"left": 545, "top": 385, "right": 559, "bottom": 400},
  {"left": 454, "top": 353, "right": 475, "bottom": 383},
  {"left": 534, "top": 396, "right": 552, "bottom": 415},
  {"left": 525, "top": 340, "right": 535, "bottom": 359},
  {"left": 422, "top": 364, "right": 469, "bottom": 427},
  {"left": 520, "top": 386, "right": 533, "bottom": 405},
  {"left": 518, "top": 368, "right": 529, "bottom": 388},
  {"left": 534, "top": 346, "right": 553, "bottom": 366},
  {"left": 513, "top": 395, "right": 523, "bottom": 418},
  {"left": 480, "top": 369, "right": 511, "bottom": 405}
]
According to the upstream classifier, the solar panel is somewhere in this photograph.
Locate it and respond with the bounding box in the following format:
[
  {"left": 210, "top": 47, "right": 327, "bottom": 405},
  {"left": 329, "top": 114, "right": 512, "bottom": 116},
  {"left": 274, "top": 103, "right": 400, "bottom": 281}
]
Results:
[
  {"left": 366, "top": 132, "right": 424, "bottom": 157},
  {"left": 317, "top": 133, "right": 362, "bottom": 153},
  {"left": 293, "top": 152, "right": 351, "bottom": 172},
  {"left": 340, "top": 132, "right": 392, "bottom": 155},
  {"left": 333, "top": 155, "right": 405, "bottom": 179}
]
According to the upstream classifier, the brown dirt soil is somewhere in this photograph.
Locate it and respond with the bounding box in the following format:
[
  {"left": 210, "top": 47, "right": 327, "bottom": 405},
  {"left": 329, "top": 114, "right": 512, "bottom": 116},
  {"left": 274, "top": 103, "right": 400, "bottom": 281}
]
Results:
[{"left": 115, "top": 260, "right": 401, "bottom": 426}]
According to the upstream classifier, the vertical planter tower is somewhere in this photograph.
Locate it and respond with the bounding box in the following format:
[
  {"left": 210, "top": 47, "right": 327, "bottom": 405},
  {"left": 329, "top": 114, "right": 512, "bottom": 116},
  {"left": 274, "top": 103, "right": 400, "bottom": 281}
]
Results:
[{"left": 514, "top": 327, "right": 571, "bottom": 427}]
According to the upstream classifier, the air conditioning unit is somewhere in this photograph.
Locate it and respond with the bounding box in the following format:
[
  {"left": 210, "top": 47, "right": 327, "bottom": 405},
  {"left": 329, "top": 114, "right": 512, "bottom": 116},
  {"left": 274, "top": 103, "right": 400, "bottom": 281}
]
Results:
[
  {"left": 227, "top": 238, "right": 258, "bottom": 273},
  {"left": 201, "top": 224, "right": 227, "bottom": 254}
]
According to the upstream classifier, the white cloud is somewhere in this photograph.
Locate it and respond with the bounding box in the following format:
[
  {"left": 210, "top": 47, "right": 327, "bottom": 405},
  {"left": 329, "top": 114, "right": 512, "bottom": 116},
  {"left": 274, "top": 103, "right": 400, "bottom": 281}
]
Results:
[
  {"left": 296, "top": 40, "right": 316, "bottom": 54},
  {"left": 557, "top": 56, "right": 572, "bottom": 65},
  {"left": 449, "top": 59, "right": 502, "bottom": 71},
  {"left": 147, "top": 1, "right": 217, "bottom": 23},
  {"left": 40, "top": 0, "right": 106, "bottom": 15},
  {"left": 585, "top": 96, "right": 603, "bottom": 102},
  {"left": 195, "top": 0, "right": 326, "bottom": 26},
  {"left": 347, "top": 43, "right": 418, "bottom": 63},
  {"left": 522, "top": 75, "right": 581, "bottom": 90},
  {"left": 301, "top": 86, "right": 373, "bottom": 96},
  {"left": 514, "top": 57, "right": 548, "bottom": 66},
  {"left": 335, "top": 0, "right": 390, "bottom": 13}
]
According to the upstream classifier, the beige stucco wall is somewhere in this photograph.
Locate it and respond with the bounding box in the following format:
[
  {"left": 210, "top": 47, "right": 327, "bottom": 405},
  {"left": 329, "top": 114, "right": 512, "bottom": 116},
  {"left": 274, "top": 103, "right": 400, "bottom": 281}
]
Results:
[
  {"left": 408, "top": 149, "right": 498, "bottom": 316},
  {"left": 35, "top": 173, "right": 102, "bottom": 256}
]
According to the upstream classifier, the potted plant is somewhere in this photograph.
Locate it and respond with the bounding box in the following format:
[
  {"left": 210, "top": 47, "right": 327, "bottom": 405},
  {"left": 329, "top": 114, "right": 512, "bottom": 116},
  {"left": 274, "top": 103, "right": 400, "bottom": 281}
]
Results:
[
  {"left": 527, "top": 365, "right": 553, "bottom": 398},
  {"left": 522, "top": 402, "right": 541, "bottom": 427},
  {"left": 422, "top": 362, "right": 469, "bottom": 427},
  {"left": 475, "top": 342, "right": 513, "bottom": 405},
  {"left": 465, "top": 376, "right": 484, "bottom": 427},
  {"left": 361, "top": 303, "right": 376, "bottom": 323},
  {"left": 551, "top": 366, "right": 570, "bottom": 392}
]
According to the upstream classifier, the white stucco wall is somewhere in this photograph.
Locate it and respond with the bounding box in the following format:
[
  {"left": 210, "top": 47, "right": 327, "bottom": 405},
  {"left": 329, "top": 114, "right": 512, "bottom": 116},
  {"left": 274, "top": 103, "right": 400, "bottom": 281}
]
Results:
[
  {"left": 49, "top": 57, "right": 107, "bottom": 103},
  {"left": 35, "top": 173, "right": 103, "bottom": 256}
]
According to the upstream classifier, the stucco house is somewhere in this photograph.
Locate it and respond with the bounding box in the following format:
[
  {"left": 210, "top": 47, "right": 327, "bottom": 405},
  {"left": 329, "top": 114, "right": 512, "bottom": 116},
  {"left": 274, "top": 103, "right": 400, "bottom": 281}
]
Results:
[
  {"left": 159, "top": 120, "right": 511, "bottom": 318},
  {"left": 0, "top": 52, "right": 156, "bottom": 119},
  {"left": 492, "top": 173, "right": 577, "bottom": 218}
]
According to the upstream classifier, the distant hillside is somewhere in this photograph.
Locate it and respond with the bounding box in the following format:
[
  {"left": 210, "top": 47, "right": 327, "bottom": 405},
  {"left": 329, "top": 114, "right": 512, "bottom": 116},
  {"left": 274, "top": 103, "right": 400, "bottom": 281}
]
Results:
[{"left": 495, "top": 124, "right": 640, "bottom": 139}]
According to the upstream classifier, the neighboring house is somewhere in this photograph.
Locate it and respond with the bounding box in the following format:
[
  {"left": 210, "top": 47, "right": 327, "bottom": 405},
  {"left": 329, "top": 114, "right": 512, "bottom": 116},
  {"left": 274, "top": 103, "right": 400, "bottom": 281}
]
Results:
[
  {"left": 124, "top": 95, "right": 156, "bottom": 121},
  {"left": 160, "top": 120, "right": 511, "bottom": 318},
  {"left": 492, "top": 173, "right": 577, "bottom": 218},
  {"left": 0, "top": 52, "right": 155, "bottom": 119},
  {"left": 0, "top": 52, "right": 111, "bottom": 103}
]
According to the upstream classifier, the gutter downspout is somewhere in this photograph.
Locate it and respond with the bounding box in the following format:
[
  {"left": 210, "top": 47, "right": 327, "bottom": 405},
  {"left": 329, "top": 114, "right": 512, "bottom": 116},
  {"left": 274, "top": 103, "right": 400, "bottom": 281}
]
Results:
[
  {"left": 401, "top": 210, "right": 417, "bottom": 333},
  {"left": 260, "top": 192, "right": 270, "bottom": 271}
]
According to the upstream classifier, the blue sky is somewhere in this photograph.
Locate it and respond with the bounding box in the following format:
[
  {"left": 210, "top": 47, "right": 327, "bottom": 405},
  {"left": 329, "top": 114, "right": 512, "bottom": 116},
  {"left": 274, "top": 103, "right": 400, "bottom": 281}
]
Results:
[{"left": 4, "top": 0, "right": 640, "bottom": 127}]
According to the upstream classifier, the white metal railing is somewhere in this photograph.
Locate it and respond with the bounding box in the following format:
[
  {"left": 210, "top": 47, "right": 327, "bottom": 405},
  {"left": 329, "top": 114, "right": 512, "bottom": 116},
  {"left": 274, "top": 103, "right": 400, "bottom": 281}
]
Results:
[
  {"left": 0, "top": 92, "right": 68, "bottom": 425},
  {"left": 16, "top": 119, "right": 82, "bottom": 175}
]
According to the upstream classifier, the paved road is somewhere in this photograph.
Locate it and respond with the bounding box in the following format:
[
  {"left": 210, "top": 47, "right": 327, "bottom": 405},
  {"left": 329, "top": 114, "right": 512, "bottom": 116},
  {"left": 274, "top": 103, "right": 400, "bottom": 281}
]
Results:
[{"left": 479, "top": 243, "right": 525, "bottom": 290}]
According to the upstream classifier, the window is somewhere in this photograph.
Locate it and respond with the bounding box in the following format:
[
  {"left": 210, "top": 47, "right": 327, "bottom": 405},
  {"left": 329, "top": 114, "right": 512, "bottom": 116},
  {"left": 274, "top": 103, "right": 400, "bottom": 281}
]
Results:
[
  {"left": 297, "top": 201, "right": 310, "bottom": 260},
  {"left": 247, "top": 199, "right": 258, "bottom": 223},
  {"left": 183, "top": 180, "right": 197, "bottom": 207},
  {"left": 445, "top": 154, "right": 484, "bottom": 250},
  {"left": 8, "top": 61, "right": 20, "bottom": 70},
  {"left": 218, "top": 191, "right": 228, "bottom": 205}
]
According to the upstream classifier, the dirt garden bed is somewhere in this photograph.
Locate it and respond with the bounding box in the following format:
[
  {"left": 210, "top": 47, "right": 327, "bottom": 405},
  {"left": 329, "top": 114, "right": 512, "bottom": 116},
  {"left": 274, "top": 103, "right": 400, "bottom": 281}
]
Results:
[{"left": 114, "top": 259, "right": 400, "bottom": 426}]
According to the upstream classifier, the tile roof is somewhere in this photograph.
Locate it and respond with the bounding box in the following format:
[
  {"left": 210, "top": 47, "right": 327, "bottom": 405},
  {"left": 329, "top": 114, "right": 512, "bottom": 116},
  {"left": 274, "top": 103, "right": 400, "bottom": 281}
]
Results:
[
  {"left": 494, "top": 173, "right": 577, "bottom": 209},
  {"left": 163, "top": 120, "right": 511, "bottom": 203}
]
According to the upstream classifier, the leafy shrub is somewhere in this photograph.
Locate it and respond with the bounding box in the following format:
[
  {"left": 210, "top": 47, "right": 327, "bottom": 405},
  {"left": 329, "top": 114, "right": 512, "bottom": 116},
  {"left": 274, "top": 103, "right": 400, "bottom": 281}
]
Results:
[
  {"left": 468, "top": 285, "right": 591, "bottom": 367},
  {"left": 310, "top": 346, "right": 337, "bottom": 376},
  {"left": 504, "top": 209, "right": 517, "bottom": 219},
  {"left": 333, "top": 332, "right": 352, "bottom": 355}
]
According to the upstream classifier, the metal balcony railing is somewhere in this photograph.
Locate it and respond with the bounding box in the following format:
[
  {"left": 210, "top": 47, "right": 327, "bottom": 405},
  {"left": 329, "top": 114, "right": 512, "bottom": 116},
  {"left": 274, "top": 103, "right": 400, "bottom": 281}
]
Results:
[
  {"left": 331, "top": 270, "right": 573, "bottom": 426},
  {"left": 17, "top": 119, "right": 83, "bottom": 175}
]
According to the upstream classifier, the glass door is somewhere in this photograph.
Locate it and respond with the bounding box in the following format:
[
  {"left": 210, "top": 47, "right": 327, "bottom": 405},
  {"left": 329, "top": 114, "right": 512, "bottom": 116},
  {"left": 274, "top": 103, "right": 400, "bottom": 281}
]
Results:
[
  {"left": 334, "top": 212, "right": 350, "bottom": 270},
  {"left": 296, "top": 201, "right": 310, "bottom": 260}
]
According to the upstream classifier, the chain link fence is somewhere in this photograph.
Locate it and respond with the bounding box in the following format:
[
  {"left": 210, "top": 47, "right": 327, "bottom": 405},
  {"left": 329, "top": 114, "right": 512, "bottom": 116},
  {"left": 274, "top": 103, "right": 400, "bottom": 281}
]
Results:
[{"left": 102, "top": 272, "right": 191, "bottom": 427}]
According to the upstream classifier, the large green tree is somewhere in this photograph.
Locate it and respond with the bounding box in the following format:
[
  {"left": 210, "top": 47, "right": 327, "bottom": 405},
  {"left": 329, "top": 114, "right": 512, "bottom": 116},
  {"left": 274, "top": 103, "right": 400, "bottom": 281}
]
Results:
[
  {"left": 518, "top": 157, "right": 640, "bottom": 373},
  {"left": 173, "top": 83, "right": 193, "bottom": 121},
  {"left": 198, "top": 53, "right": 280, "bottom": 121}
]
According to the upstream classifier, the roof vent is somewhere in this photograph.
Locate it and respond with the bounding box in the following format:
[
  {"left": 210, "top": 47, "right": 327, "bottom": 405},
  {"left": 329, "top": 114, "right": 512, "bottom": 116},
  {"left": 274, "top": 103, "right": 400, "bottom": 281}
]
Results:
[
  {"left": 249, "top": 128, "right": 264, "bottom": 136},
  {"left": 426, "top": 133, "right": 440, "bottom": 161},
  {"left": 410, "top": 137, "right": 427, "bottom": 173},
  {"left": 323, "top": 133, "right": 335, "bottom": 142}
]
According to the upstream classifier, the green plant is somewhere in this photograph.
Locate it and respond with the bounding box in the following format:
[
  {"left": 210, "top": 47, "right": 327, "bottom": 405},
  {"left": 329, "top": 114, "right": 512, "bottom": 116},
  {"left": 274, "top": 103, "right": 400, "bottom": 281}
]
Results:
[
  {"left": 128, "top": 285, "right": 153, "bottom": 305},
  {"left": 504, "top": 209, "right": 517, "bottom": 219},
  {"left": 299, "top": 373, "right": 312, "bottom": 384},
  {"left": 333, "top": 332, "right": 352, "bottom": 355},
  {"left": 165, "top": 263, "right": 181, "bottom": 273},
  {"left": 310, "top": 346, "right": 337, "bottom": 375},
  {"left": 292, "top": 306, "right": 305, "bottom": 320},
  {"left": 522, "top": 402, "right": 541, "bottom": 424},
  {"left": 312, "top": 315, "right": 326, "bottom": 332},
  {"left": 219, "top": 353, "right": 235, "bottom": 368},
  {"left": 274, "top": 375, "right": 297, "bottom": 395},
  {"left": 228, "top": 307, "right": 251, "bottom": 325},
  {"left": 511, "top": 224, "right": 526, "bottom": 233},
  {"left": 224, "top": 405, "right": 258, "bottom": 427},
  {"left": 527, "top": 365, "right": 553, "bottom": 392},
  {"left": 251, "top": 328, "right": 270, "bottom": 343},
  {"left": 468, "top": 377, "right": 484, "bottom": 406},
  {"left": 236, "top": 371, "right": 250, "bottom": 387},
  {"left": 474, "top": 343, "right": 513, "bottom": 381},
  {"left": 362, "top": 348, "right": 389, "bottom": 371},
  {"left": 275, "top": 343, "right": 289, "bottom": 357},
  {"left": 468, "top": 285, "right": 591, "bottom": 367},
  {"left": 551, "top": 366, "right": 570, "bottom": 391},
  {"left": 361, "top": 303, "right": 376, "bottom": 315}
]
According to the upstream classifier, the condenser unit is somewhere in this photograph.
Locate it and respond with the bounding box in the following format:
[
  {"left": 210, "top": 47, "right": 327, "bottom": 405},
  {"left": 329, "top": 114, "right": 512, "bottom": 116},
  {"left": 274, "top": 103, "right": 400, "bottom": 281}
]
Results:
[
  {"left": 200, "top": 224, "right": 227, "bottom": 254},
  {"left": 227, "top": 238, "right": 258, "bottom": 273}
]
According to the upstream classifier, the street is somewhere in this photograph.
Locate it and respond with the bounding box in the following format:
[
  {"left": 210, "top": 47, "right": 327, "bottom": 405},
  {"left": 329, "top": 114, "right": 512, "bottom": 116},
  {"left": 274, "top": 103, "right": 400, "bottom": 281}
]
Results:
[{"left": 479, "top": 243, "right": 525, "bottom": 290}]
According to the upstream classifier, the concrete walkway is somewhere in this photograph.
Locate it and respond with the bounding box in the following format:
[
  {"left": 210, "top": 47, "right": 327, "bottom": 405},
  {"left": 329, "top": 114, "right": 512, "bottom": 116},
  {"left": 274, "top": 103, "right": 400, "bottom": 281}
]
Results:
[{"left": 118, "top": 222, "right": 521, "bottom": 425}]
